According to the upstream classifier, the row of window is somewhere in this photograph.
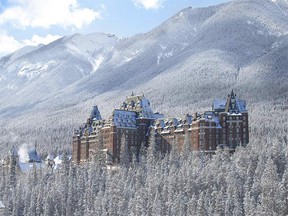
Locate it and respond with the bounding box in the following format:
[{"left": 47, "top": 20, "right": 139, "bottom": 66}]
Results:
[{"left": 223, "top": 116, "right": 246, "bottom": 120}]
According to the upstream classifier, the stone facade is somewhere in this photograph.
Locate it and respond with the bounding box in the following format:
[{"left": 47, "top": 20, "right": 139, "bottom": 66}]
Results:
[{"left": 72, "top": 91, "right": 249, "bottom": 164}]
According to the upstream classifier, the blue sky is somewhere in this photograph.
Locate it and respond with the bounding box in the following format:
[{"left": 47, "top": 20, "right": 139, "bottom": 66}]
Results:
[{"left": 0, "top": 0, "right": 230, "bottom": 56}]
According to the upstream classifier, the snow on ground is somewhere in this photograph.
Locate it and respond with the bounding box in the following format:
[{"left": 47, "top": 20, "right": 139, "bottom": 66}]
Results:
[{"left": 18, "top": 162, "right": 45, "bottom": 173}]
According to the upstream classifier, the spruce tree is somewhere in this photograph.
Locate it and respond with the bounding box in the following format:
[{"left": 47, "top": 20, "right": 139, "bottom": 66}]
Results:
[
  {"left": 182, "top": 131, "right": 191, "bottom": 160},
  {"left": 120, "top": 133, "right": 130, "bottom": 167}
]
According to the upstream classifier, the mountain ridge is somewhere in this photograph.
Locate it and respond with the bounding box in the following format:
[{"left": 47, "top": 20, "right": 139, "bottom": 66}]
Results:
[{"left": 0, "top": 0, "right": 288, "bottom": 125}]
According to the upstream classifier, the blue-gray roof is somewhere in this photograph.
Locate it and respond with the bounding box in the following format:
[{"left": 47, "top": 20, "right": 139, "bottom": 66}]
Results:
[{"left": 213, "top": 99, "right": 247, "bottom": 112}]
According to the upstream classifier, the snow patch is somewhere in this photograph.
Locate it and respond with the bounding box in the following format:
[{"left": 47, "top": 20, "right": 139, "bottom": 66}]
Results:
[
  {"left": 18, "top": 61, "right": 56, "bottom": 80},
  {"left": 7, "top": 83, "right": 17, "bottom": 90},
  {"left": 247, "top": 20, "right": 254, "bottom": 25},
  {"left": 175, "top": 12, "right": 184, "bottom": 19},
  {"left": 18, "top": 162, "right": 44, "bottom": 173},
  {"left": 160, "top": 44, "right": 167, "bottom": 50},
  {"left": 122, "top": 49, "right": 143, "bottom": 63},
  {"left": 92, "top": 55, "right": 104, "bottom": 71},
  {"left": 157, "top": 50, "right": 174, "bottom": 65},
  {"left": 125, "top": 56, "right": 133, "bottom": 62},
  {"left": 65, "top": 33, "right": 118, "bottom": 55}
]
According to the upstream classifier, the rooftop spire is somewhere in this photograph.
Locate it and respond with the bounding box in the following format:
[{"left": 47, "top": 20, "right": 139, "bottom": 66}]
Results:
[
  {"left": 225, "top": 90, "right": 239, "bottom": 113},
  {"left": 90, "top": 105, "right": 102, "bottom": 120}
]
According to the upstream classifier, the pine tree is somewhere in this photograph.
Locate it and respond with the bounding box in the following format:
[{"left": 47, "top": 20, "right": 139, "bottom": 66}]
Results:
[
  {"left": 259, "top": 157, "right": 281, "bottom": 215},
  {"left": 147, "top": 127, "right": 157, "bottom": 165},
  {"left": 279, "top": 168, "right": 288, "bottom": 215},
  {"left": 120, "top": 133, "right": 130, "bottom": 167},
  {"left": 169, "top": 136, "right": 180, "bottom": 167},
  {"left": 196, "top": 191, "right": 207, "bottom": 216},
  {"left": 93, "top": 132, "right": 105, "bottom": 166},
  {"left": 187, "top": 194, "right": 198, "bottom": 216},
  {"left": 182, "top": 131, "right": 191, "bottom": 160}
]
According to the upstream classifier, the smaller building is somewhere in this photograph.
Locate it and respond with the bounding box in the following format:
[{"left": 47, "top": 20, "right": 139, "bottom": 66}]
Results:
[
  {"left": 45, "top": 152, "right": 71, "bottom": 169},
  {"left": 2, "top": 146, "right": 44, "bottom": 174}
]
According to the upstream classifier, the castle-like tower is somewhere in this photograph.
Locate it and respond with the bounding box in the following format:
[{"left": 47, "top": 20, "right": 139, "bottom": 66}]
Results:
[
  {"left": 72, "top": 91, "right": 249, "bottom": 164},
  {"left": 154, "top": 90, "right": 249, "bottom": 153},
  {"left": 72, "top": 94, "right": 164, "bottom": 164}
]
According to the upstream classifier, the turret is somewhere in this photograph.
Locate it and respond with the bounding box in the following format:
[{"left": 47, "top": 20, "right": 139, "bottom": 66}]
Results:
[{"left": 90, "top": 105, "right": 102, "bottom": 120}]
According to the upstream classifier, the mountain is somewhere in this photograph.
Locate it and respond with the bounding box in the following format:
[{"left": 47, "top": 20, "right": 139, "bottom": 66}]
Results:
[{"left": 0, "top": 0, "right": 288, "bottom": 127}]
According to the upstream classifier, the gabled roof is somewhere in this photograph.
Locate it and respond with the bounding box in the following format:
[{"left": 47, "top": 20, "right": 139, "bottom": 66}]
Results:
[
  {"left": 213, "top": 99, "right": 226, "bottom": 112},
  {"left": 28, "top": 149, "right": 41, "bottom": 163},
  {"left": 213, "top": 90, "right": 247, "bottom": 113}
]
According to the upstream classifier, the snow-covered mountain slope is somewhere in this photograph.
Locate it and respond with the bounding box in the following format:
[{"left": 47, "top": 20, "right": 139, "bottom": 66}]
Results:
[
  {"left": 0, "top": 0, "right": 288, "bottom": 125},
  {"left": 0, "top": 33, "right": 119, "bottom": 105}
]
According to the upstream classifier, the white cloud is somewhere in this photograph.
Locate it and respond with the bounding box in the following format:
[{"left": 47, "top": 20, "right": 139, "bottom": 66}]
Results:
[
  {"left": 0, "top": 32, "right": 22, "bottom": 56},
  {"left": 0, "top": 0, "right": 101, "bottom": 29},
  {"left": 23, "top": 34, "right": 61, "bottom": 46},
  {"left": 0, "top": 32, "right": 62, "bottom": 57},
  {"left": 133, "top": 0, "right": 166, "bottom": 9}
]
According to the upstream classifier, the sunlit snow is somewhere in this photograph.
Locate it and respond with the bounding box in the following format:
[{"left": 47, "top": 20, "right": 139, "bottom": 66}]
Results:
[{"left": 18, "top": 61, "right": 56, "bottom": 80}]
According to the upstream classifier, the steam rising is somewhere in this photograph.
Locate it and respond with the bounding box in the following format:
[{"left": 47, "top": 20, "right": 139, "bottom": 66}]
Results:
[{"left": 18, "top": 143, "right": 30, "bottom": 163}]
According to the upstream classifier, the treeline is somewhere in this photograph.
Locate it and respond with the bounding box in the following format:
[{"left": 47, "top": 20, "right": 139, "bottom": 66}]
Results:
[
  {"left": 0, "top": 98, "right": 287, "bottom": 215},
  {"left": 0, "top": 133, "right": 288, "bottom": 216}
]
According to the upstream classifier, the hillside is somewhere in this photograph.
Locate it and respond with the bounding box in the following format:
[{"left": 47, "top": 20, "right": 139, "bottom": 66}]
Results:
[{"left": 0, "top": 0, "right": 287, "bottom": 153}]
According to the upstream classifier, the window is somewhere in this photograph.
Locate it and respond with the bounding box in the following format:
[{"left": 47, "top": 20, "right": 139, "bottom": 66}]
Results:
[{"left": 200, "top": 141, "right": 204, "bottom": 150}]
